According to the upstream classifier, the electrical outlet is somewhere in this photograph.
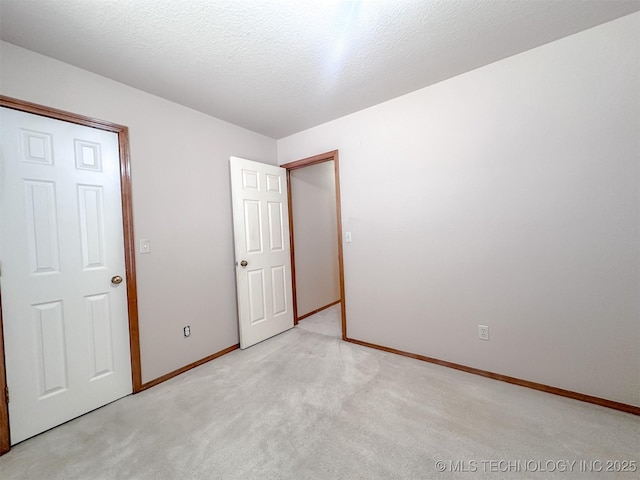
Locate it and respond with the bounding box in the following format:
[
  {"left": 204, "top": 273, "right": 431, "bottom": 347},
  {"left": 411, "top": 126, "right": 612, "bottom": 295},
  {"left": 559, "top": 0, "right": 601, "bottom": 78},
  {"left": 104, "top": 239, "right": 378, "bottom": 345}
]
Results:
[
  {"left": 183, "top": 326, "right": 191, "bottom": 338},
  {"left": 478, "top": 325, "right": 489, "bottom": 341}
]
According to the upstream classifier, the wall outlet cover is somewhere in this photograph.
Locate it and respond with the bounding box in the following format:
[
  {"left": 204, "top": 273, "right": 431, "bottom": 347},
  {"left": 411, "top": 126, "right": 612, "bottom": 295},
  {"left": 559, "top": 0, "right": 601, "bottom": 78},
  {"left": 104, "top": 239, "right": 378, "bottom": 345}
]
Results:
[{"left": 478, "top": 325, "right": 489, "bottom": 341}]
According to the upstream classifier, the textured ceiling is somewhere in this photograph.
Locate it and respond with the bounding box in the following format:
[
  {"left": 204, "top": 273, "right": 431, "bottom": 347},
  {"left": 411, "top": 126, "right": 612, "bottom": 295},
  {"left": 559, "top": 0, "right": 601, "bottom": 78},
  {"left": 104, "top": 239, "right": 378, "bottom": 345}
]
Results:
[{"left": 1, "top": 0, "right": 638, "bottom": 139}]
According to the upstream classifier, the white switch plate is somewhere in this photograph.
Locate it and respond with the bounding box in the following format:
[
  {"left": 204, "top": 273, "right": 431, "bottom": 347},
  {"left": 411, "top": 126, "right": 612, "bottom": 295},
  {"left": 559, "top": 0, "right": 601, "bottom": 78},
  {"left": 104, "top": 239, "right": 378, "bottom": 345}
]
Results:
[
  {"left": 345, "top": 231, "right": 352, "bottom": 243},
  {"left": 139, "top": 239, "right": 151, "bottom": 254}
]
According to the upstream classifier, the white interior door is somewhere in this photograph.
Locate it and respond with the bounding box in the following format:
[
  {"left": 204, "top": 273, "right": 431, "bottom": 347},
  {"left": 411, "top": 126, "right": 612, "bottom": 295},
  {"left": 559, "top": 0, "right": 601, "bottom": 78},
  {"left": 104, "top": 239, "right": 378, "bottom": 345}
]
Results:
[
  {"left": 0, "top": 107, "right": 132, "bottom": 444},
  {"left": 230, "top": 157, "right": 294, "bottom": 348}
]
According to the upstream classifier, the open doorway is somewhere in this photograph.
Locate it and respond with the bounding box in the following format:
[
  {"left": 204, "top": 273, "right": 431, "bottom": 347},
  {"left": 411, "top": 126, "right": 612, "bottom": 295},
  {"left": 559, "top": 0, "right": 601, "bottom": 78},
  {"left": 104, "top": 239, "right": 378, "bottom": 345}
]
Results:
[{"left": 281, "top": 151, "right": 346, "bottom": 340}]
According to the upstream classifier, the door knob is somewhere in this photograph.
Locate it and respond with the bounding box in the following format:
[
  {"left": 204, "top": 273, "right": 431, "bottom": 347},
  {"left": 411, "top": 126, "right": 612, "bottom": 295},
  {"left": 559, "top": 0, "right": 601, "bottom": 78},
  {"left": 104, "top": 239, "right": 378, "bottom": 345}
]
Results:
[
  {"left": 240, "top": 260, "right": 248, "bottom": 268},
  {"left": 111, "top": 275, "right": 123, "bottom": 285}
]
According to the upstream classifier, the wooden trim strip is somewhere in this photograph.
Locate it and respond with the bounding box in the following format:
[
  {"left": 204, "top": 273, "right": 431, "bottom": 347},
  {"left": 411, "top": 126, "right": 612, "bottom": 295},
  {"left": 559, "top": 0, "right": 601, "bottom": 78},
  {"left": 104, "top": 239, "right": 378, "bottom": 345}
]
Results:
[
  {"left": 0, "top": 96, "right": 126, "bottom": 132},
  {"left": 345, "top": 337, "right": 640, "bottom": 416},
  {"left": 0, "top": 290, "right": 9, "bottom": 455},
  {"left": 138, "top": 344, "right": 240, "bottom": 391},
  {"left": 286, "top": 170, "right": 299, "bottom": 325},
  {"left": 117, "top": 128, "right": 143, "bottom": 393},
  {"left": 281, "top": 150, "right": 338, "bottom": 171},
  {"left": 297, "top": 300, "right": 341, "bottom": 322},
  {"left": 332, "top": 152, "right": 347, "bottom": 340}
]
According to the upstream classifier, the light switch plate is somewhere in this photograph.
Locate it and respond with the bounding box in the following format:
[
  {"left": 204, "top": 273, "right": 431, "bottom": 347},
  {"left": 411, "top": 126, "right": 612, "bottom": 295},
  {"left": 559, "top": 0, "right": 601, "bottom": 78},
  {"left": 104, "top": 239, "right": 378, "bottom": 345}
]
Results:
[
  {"left": 345, "top": 232, "right": 352, "bottom": 243},
  {"left": 139, "top": 239, "right": 151, "bottom": 254}
]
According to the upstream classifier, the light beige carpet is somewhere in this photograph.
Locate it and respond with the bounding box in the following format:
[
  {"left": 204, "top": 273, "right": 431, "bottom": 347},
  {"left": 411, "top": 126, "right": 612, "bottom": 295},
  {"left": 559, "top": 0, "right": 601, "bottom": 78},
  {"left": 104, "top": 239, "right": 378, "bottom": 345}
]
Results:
[{"left": 0, "top": 305, "right": 638, "bottom": 479}]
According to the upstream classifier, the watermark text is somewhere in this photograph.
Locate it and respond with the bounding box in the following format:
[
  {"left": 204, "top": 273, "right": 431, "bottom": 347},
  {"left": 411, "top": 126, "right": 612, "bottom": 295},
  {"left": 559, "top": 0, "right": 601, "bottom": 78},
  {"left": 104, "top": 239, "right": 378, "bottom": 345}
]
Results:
[{"left": 434, "top": 459, "right": 637, "bottom": 473}]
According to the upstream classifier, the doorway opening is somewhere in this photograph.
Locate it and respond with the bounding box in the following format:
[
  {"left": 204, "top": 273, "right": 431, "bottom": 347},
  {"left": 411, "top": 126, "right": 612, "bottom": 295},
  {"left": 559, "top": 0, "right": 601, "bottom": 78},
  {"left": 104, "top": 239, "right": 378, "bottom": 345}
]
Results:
[{"left": 281, "top": 150, "right": 347, "bottom": 340}]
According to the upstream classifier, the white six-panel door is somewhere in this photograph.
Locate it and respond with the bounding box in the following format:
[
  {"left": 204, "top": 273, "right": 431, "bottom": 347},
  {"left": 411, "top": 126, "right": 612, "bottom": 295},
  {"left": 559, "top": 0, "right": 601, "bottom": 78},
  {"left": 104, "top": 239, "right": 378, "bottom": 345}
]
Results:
[
  {"left": 230, "top": 157, "right": 294, "bottom": 348},
  {"left": 0, "top": 107, "right": 132, "bottom": 444}
]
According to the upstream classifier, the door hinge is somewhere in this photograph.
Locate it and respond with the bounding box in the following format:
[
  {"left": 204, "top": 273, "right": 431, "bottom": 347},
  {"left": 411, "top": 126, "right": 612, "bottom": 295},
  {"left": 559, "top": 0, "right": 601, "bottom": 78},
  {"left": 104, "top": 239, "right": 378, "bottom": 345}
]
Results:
[{"left": 4, "top": 385, "right": 8, "bottom": 404}]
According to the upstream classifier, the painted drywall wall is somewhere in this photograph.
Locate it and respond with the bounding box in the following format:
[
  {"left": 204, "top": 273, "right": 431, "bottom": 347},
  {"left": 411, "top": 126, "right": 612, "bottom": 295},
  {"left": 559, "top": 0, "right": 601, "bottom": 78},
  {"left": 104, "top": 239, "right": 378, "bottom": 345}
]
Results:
[
  {"left": 290, "top": 161, "right": 340, "bottom": 317},
  {"left": 278, "top": 13, "right": 640, "bottom": 406},
  {"left": 0, "top": 41, "right": 277, "bottom": 384}
]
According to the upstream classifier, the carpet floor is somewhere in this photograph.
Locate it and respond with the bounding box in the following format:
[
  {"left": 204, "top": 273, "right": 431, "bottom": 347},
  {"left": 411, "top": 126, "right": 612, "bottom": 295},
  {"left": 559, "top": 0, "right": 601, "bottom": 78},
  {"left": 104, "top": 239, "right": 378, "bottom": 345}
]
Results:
[{"left": 0, "top": 304, "right": 638, "bottom": 479}]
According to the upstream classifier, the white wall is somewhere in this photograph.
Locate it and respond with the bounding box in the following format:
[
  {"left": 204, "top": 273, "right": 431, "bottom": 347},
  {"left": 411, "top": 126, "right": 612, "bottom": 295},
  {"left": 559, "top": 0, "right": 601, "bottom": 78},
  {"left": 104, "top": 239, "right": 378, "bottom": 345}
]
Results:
[
  {"left": 278, "top": 13, "right": 640, "bottom": 406},
  {"left": 0, "top": 41, "right": 277, "bottom": 383},
  {"left": 290, "top": 161, "right": 340, "bottom": 316}
]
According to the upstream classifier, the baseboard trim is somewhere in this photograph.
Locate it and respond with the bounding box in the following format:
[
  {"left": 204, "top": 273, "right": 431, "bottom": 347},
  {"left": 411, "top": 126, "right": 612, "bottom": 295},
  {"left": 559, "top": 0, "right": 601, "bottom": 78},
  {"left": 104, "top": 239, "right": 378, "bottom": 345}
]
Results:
[
  {"left": 138, "top": 344, "right": 240, "bottom": 392},
  {"left": 297, "top": 300, "right": 341, "bottom": 322},
  {"left": 345, "top": 337, "right": 639, "bottom": 416}
]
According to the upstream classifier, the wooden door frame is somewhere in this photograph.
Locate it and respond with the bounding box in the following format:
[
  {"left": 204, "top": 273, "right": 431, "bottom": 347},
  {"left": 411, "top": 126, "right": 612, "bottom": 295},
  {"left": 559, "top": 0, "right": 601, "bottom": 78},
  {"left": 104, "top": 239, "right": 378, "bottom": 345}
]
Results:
[
  {"left": 0, "top": 96, "right": 142, "bottom": 455},
  {"left": 281, "top": 150, "right": 347, "bottom": 340}
]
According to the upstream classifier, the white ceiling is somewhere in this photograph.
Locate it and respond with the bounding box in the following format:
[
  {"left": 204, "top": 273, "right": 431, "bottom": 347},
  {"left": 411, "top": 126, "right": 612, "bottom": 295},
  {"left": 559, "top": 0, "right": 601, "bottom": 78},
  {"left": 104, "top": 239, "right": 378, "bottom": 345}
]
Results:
[{"left": 1, "top": 0, "right": 638, "bottom": 139}]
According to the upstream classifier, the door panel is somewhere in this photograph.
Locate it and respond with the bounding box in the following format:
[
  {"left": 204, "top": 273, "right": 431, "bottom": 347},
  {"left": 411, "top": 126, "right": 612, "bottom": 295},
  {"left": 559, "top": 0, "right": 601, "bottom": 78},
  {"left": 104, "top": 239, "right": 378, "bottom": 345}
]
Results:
[
  {"left": 33, "top": 301, "right": 67, "bottom": 396},
  {"left": 78, "top": 185, "right": 106, "bottom": 269},
  {"left": 230, "top": 157, "right": 294, "bottom": 348},
  {"left": 267, "top": 202, "right": 284, "bottom": 250},
  {"left": 271, "top": 266, "right": 287, "bottom": 315},
  {"left": 85, "top": 293, "right": 114, "bottom": 379},
  {"left": 1, "top": 107, "right": 132, "bottom": 444},
  {"left": 24, "top": 180, "right": 61, "bottom": 274}
]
